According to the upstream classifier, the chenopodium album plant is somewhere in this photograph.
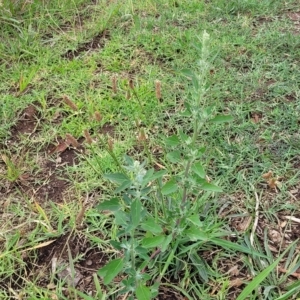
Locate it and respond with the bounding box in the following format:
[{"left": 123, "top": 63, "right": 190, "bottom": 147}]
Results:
[{"left": 97, "top": 32, "right": 248, "bottom": 299}]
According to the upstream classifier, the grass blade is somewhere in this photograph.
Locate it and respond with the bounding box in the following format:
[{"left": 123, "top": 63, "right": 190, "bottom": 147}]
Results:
[{"left": 236, "top": 242, "right": 296, "bottom": 300}]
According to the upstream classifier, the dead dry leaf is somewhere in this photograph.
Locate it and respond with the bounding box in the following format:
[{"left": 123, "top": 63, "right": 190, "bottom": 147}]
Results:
[
  {"left": 47, "top": 283, "right": 56, "bottom": 290},
  {"left": 278, "top": 267, "right": 300, "bottom": 279},
  {"left": 283, "top": 216, "right": 300, "bottom": 224},
  {"left": 262, "top": 171, "right": 281, "bottom": 190},
  {"left": 280, "top": 220, "right": 287, "bottom": 228},
  {"left": 52, "top": 111, "right": 61, "bottom": 121},
  {"left": 49, "top": 141, "right": 68, "bottom": 154},
  {"left": 268, "top": 229, "right": 282, "bottom": 244},
  {"left": 154, "top": 161, "right": 166, "bottom": 170},
  {"left": 65, "top": 133, "right": 80, "bottom": 148},
  {"left": 237, "top": 216, "right": 252, "bottom": 232},
  {"left": 251, "top": 113, "right": 262, "bottom": 123},
  {"left": 268, "top": 178, "right": 278, "bottom": 189},
  {"left": 227, "top": 265, "right": 239, "bottom": 276},
  {"left": 21, "top": 240, "right": 56, "bottom": 252},
  {"left": 262, "top": 171, "right": 273, "bottom": 179},
  {"left": 19, "top": 173, "right": 30, "bottom": 182},
  {"left": 76, "top": 205, "right": 86, "bottom": 226},
  {"left": 229, "top": 278, "right": 244, "bottom": 288},
  {"left": 268, "top": 244, "right": 278, "bottom": 253}
]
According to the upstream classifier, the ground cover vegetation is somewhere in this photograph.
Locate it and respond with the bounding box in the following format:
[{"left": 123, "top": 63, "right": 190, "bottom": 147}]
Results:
[{"left": 0, "top": 0, "right": 300, "bottom": 299}]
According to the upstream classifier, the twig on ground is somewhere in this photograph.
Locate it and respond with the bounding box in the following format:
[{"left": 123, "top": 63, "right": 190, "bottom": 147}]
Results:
[
  {"left": 283, "top": 216, "right": 300, "bottom": 224},
  {"left": 250, "top": 186, "right": 260, "bottom": 247}
]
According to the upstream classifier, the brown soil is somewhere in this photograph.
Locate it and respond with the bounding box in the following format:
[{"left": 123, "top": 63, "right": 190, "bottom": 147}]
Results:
[
  {"left": 34, "top": 233, "right": 109, "bottom": 294},
  {"left": 287, "top": 11, "right": 300, "bottom": 35},
  {"left": 1, "top": 103, "right": 80, "bottom": 203},
  {"left": 62, "top": 30, "right": 110, "bottom": 60},
  {"left": 9, "top": 103, "right": 40, "bottom": 141}
]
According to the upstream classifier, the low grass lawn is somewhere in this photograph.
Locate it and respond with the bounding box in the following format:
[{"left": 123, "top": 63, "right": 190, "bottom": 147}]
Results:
[{"left": 1, "top": 0, "right": 300, "bottom": 299}]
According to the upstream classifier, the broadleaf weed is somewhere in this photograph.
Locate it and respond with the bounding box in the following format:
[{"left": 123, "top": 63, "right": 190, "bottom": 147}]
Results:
[{"left": 94, "top": 31, "right": 239, "bottom": 299}]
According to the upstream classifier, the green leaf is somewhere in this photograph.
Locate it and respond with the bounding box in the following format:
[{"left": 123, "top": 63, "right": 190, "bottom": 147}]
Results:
[
  {"left": 161, "top": 179, "right": 178, "bottom": 195},
  {"left": 7, "top": 231, "right": 20, "bottom": 249},
  {"left": 136, "top": 284, "right": 152, "bottom": 300},
  {"left": 166, "top": 151, "right": 182, "bottom": 163},
  {"left": 190, "top": 251, "right": 208, "bottom": 282},
  {"left": 180, "top": 109, "right": 192, "bottom": 117},
  {"left": 276, "top": 280, "right": 300, "bottom": 300},
  {"left": 148, "top": 170, "right": 167, "bottom": 181},
  {"left": 236, "top": 246, "right": 292, "bottom": 300},
  {"left": 178, "top": 131, "right": 189, "bottom": 142},
  {"left": 203, "top": 106, "right": 214, "bottom": 118},
  {"left": 141, "top": 217, "right": 163, "bottom": 234},
  {"left": 184, "top": 226, "right": 209, "bottom": 241},
  {"left": 104, "top": 173, "right": 130, "bottom": 185},
  {"left": 187, "top": 215, "right": 203, "bottom": 227},
  {"left": 135, "top": 246, "right": 150, "bottom": 260},
  {"left": 74, "top": 291, "right": 99, "bottom": 300},
  {"left": 130, "top": 199, "right": 142, "bottom": 228},
  {"left": 165, "top": 135, "right": 180, "bottom": 147},
  {"left": 179, "top": 68, "right": 195, "bottom": 79},
  {"left": 210, "top": 114, "right": 233, "bottom": 124},
  {"left": 114, "top": 210, "right": 129, "bottom": 226},
  {"left": 141, "top": 169, "right": 154, "bottom": 186},
  {"left": 191, "top": 162, "right": 206, "bottom": 178},
  {"left": 150, "top": 282, "right": 160, "bottom": 298},
  {"left": 201, "top": 182, "right": 222, "bottom": 192},
  {"left": 124, "top": 155, "right": 134, "bottom": 165},
  {"left": 141, "top": 235, "right": 165, "bottom": 248},
  {"left": 115, "top": 179, "right": 132, "bottom": 193},
  {"left": 180, "top": 102, "right": 192, "bottom": 116},
  {"left": 161, "top": 234, "right": 173, "bottom": 252},
  {"left": 97, "top": 258, "right": 124, "bottom": 285},
  {"left": 211, "top": 238, "right": 266, "bottom": 257},
  {"left": 97, "top": 198, "right": 120, "bottom": 211},
  {"left": 110, "top": 240, "right": 122, "bottom": 251}
]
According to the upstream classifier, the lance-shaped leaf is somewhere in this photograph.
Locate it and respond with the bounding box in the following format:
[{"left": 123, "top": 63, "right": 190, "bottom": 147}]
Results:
[
  {"left": 97, "top": 258, "right": 124, "bottom": 285},
  {"left": 192, "top": 162, "right": 206, "bottom": 178},
  {"left": 165, "top": 135, "right": 180, "bottom": 147},
  {"left": 161, "top": 179, "right": 177, "bottom": 195},
  {"left": 130, "top": 199, "right": 142, "bottom": 228},
  {"left": 136, "top": 284, "right": 152, "bottom": 300},
  {"left": 141, "top": 217, "right": 163, "bottom": 234},
  {"left": 97, "top": 198, "right": 120, "bottom": 211},
  {"left": 104, "top": 173, "right": 130, "bottom": 185},
  {"left": 142, "top": 235, "right": 165, "bottom": 248},
  {"left": 210, "top": 114, "right": 233, "bottom": 124},
  {"left": 201, "top": 182, "right": 222, "bottom": 192}
]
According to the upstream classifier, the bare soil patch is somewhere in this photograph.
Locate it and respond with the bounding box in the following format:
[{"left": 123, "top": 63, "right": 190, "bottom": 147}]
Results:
[
  {"left": 1, "top": 102, "right": 81, "bottom": 204},
  {"left": 33, "top": 147, "right": 79, "bottom": 203},
  {"left": 9, "top": 103, "right": 40, "bottom": 141},
  {"left": 62, "top": 30, "right": 110, "bottom": 60},
  {"left": 0, "top": 232, "right": 109, "bottom": 298},
  {"left": 287, "top": 11, "right": 300, "bottom": 35},
  {"left": 34, "top": 233, "right": 108, "bottom": 294}
]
